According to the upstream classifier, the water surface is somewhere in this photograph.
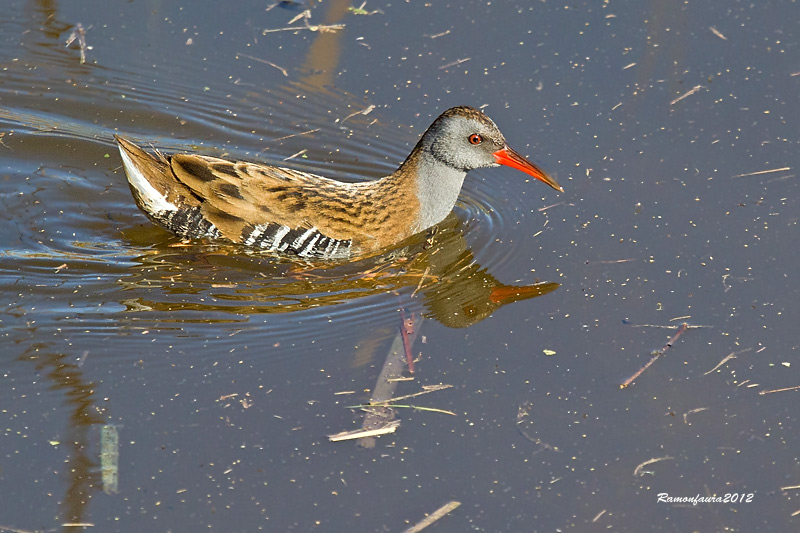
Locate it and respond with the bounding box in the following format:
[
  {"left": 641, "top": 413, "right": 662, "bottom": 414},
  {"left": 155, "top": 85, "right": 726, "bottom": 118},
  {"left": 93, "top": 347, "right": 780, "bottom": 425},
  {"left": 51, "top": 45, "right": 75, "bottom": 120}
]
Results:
[{"left": 1, "top": 0, "right": 798, "bottom": 531}]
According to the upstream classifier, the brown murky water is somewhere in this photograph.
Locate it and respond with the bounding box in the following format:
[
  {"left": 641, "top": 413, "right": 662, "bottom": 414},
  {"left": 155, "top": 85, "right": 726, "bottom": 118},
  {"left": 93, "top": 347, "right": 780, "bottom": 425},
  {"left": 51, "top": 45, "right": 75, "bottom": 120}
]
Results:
[{"left": 1, "top": 1, "right": 798, "bottom": 531}]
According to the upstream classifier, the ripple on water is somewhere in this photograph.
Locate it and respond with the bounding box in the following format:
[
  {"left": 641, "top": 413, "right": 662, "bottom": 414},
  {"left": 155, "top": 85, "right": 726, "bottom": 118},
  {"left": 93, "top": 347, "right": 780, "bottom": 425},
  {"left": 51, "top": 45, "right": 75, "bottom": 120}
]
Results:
[{"left": 455, "top": 163, "right": 558, "bottom": 274}]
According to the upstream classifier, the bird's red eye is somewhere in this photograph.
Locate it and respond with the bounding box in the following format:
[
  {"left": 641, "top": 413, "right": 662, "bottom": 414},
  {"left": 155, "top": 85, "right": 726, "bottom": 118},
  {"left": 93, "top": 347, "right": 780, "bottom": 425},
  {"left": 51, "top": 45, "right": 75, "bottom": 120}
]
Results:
[{"left": 468, "top": 133, "right": 483, "bottom": 145}]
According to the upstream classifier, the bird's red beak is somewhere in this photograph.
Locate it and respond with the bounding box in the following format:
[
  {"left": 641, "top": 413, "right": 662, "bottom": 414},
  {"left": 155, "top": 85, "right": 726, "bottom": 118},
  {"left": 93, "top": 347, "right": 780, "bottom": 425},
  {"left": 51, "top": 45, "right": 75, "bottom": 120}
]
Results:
[{"left": 493, "top": 145, "right": 563, "bottom": 192}]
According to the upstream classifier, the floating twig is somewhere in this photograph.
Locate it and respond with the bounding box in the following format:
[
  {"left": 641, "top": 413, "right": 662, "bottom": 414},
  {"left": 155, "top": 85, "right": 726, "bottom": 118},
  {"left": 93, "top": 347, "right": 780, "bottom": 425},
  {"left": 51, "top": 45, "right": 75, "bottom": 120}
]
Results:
[
  {"left": 682, "top": 407, "right": 709, "bottom": 424},
  {"left": 100, "top": 424, "right": 119, "bottom": 494},
  {"left": 709, "top": 26, "right": 727, "bottom": 40},
  {"left": 337, "top": 105, "right": 376, "bottom": 124},
  {"left": 403, "top": 501, "right": 461, "bottom": 533},
  {"left": 328, "top": 420, "right": 400, "bottom": 442},
  {"left": 262, "top": 10, "right": 345, "bottom": 34},
  {"left": 586, "top": 258, "right": 634, "bottom": 265},
  {"left": 538, "top": 201, "right": 564, "bottom": 212},
  {"left": 633, "top": 456, "right": 674, "bottom": 477},
  {"left": 375, "top": 384, "right": 452, "bottom": 404},
  {"left": 620, "top": 323, "right": 689, "bottom": 388},
  {"left": 439, "top": 57, "right": 471, "bottom": 70},
  {"left": 629, "top": 322, "right": 710, "bottom": 329},
  {"left": 351, "top": 403, "right": 455, "bottom": 416},
  {"left": 65, "top": 23, "right": 91, "bottom": 64},
  {"left": 428, "top": 30, "right": 451, "bottom": 39},
  {"left": 759, "top": 385, "right": 800, "bottom": 396},
  {"left": 348, "top": 2, "right": 384, "bottom": 15},
  {"left": 515, "top": 401, "right": 559, "bottom": 454},
  {"left": 236, "top": 53, "right": 288, "bottom": 76},
  {"left": 350, "top": 385, "right": 453, "bottom": 415},
  {"left": 283, "top": 148, "right": 307, "bottom": 161},
  {"left": 272, "top": 128, "right": 321, "bottom": 142},
  {"left": 670, "top": 85, "right": 705, "bottom": 106},
  {"left": 731, "top": 166, "right": 791, "bottom": 178},
  {"left": 703, "top": 348, "right": 751, "bottom": 375},
  {"left": 288, "top": 10, "right": 310, "bottom": 25},
  {"left": 410, "top": 266, "right": 431, "bottom": 299}
]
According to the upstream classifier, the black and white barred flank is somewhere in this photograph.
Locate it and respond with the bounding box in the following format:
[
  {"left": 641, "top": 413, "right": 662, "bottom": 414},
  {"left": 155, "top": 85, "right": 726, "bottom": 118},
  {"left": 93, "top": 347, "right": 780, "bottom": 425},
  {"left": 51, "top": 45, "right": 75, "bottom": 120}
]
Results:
[
  {"left": 241, "top": 223, "right": 352, "bottom": 259},
  {"left": 150, "top": 207, "right": 222, "bottom": 240}
]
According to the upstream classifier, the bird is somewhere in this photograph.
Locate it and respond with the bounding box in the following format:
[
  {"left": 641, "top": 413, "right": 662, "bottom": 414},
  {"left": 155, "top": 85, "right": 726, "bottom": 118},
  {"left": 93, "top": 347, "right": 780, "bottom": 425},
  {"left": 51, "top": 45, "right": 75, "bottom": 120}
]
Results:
[{"left": 115, "top": 106, "right": 562, "bottom": 260}]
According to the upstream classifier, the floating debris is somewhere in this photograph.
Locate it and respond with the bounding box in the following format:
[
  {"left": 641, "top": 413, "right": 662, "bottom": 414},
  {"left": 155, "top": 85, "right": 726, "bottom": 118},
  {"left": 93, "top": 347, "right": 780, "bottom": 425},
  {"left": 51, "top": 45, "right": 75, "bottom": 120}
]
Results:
[
  {"left": 682, "top": 407, "right": 709, "bottom": 424},
  {"left": 709, "top": 26, "right": 728, "bottom": 40},
  {"left": 760, "top": 384, "right": 800, "bottom": 396},
  {"left": 65, "top": 23, "right": 91, "bottom": 64},
  {"left": 337, "top": 105, "right": 376, "bottom": 124},
  {"left": 620, "top": 323, "right": 689, "bottom": 388},
  {"left": 100, "top": 424, "right": 119, "bottom": 494},
  {"left": 515, "top": 401, "right": 559, "bottom": 455},
  {"left": 262, "top": 10, "right": 345, "bottom": 34},
  {"left": 348, "top": 2, "right": 384, "bottom": 15},
  {"left": 439, "top": 57, "right": 471, "bottom": 70},
  {"left": 703, "top": 348, "right": 751, "bottom": 375},
  {"left": 633, "top": 455, "right": 673, "bottom": 477},
  {"left": 403, "top": 500, "right": 461, "bottom": 533},
  {"left": 236, "top": 53, "right": 288, "bottom": 77},
  {"left": 669, "top": 85, "right": 705, "bottom": 106},
  {"left": 731, "top": 166, "right": 791, "bottom": 179},
  {"left": 428, "top": 30, "right": 451, "bottom": 39},
  {"left": 283, "top": 148, "right": 308, "bottom": 161},
  {"left": 328, "top": 420, "right": 400, "bottom": 442}
]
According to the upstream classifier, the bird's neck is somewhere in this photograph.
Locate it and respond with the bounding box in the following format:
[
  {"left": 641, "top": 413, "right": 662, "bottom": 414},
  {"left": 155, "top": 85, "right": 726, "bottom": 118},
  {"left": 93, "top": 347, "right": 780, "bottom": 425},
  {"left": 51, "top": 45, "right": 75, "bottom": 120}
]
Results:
[{"left": 393, "top": 146, "right": 467, "bottom": 232}]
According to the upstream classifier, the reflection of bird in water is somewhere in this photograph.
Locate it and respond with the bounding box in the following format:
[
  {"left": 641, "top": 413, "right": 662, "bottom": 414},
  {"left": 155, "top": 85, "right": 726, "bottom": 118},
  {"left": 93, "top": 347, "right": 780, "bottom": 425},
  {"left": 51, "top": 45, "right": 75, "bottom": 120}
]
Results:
[
  {"left": 118, "top": 213, "right": 558, "bottom": 329},
  {"left": 397, "top": 217, "right": 559, "bottom": 328},
  {"left": 116, "top": 106, "right": 561, "bottom": 261}
]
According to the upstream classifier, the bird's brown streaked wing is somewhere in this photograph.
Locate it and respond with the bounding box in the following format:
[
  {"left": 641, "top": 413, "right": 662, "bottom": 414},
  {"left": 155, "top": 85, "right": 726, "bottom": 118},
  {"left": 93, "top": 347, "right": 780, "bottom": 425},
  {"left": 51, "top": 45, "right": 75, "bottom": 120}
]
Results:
[
  {"left": 169, "top": 153, "right": 364, "bottom": 244},
  {"left": 170, "top": 154, "right": 274, "bottom": 239}
]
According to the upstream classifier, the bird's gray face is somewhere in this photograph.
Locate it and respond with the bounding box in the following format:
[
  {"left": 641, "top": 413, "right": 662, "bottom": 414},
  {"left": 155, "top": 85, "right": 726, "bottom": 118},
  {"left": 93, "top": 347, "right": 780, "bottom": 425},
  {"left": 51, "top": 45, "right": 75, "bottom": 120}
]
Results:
[
  {"left": 420, "top": 106, "right": 563, "bottom": 192},
  {"left": 426, "top": 115, "right": 506, "bottom": 172}
]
